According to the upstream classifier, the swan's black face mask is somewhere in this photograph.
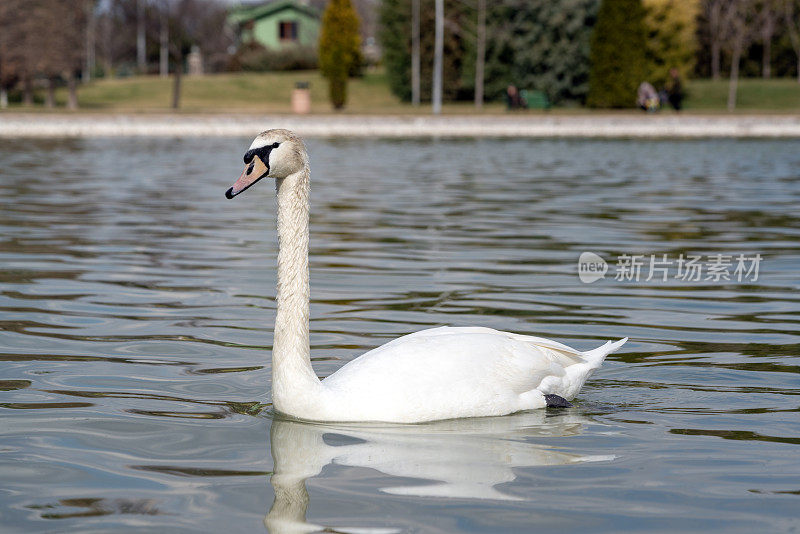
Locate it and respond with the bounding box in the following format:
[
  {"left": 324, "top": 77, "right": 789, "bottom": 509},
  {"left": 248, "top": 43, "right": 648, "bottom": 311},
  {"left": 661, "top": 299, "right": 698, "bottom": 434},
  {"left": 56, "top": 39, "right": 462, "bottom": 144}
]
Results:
[{"left": 225, "top": 142, "right": 280, "bottom": 199}]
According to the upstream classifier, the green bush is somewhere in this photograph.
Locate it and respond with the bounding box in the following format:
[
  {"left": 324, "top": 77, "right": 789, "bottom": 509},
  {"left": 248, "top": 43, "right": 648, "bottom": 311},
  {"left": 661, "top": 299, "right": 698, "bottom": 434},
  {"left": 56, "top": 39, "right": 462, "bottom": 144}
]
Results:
[
  {"left": 587, "top": 0, "right": 648, "bottom": 108},
  {"left": 319, "top": 0, "right": 362, "bottom": 109},
  {"left": 229, "top": 41, "right": 318, "bottom": 72}
]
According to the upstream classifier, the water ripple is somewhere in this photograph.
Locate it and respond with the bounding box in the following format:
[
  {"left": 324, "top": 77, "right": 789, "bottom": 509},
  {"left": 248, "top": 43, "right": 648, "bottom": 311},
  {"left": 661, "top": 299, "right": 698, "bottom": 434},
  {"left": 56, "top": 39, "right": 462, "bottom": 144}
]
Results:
[{"left": 1, "top": 138, "right": 799, "bottom": 532}]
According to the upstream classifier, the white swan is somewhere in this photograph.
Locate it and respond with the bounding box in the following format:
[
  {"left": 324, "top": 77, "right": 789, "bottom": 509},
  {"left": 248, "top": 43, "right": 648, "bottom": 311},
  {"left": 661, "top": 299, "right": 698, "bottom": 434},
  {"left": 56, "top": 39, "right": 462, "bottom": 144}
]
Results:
[{"left": 225, "top": 129, "right": 626, "bottom": 423}]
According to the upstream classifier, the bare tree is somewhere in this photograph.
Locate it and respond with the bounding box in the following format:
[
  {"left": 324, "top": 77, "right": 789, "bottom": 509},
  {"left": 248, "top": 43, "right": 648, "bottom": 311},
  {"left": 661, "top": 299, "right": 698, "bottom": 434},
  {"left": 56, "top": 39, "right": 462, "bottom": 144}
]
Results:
[
  {"left": 0, "top": 0, "right": 45, "bottom": 106},
  {"left": 167, "top": 2, "right": 184, "bottom": 109},
  {"left": 785, "top": 0, "right": 800, "bottom": 82},
  {"left": 0, "top": 14, "right": 9, "bottom": 108},
  {"left": 162, "top": 0, "right": 233, "bottom": 109},
  {"left": 85, "top": 1, "right": 97, "bottom": 82},
  {"left": 96, "top": 5, "right": 113, "bottom": 75},
  {"left": 56, "top": 2, "right": 86, "bottom": 108},
  {"left": 96, "top": 0, "right": 140, "bottom": 78},
  {"left": 160, "top": 1, "right": 169, "bottom": 77},
  {"left": 59, "top": 2, "right": 87, "bottom": 108},
  {"left": 0, "top": 0, "right": 228, "bottom": 109},
  {"left": 137, "top": 0, "right": 147, "bottom": 72},
  {"left": 757, "top": 0, "right": 779, "bottom": 77},
  {"left": 0, "top": 1, "right": 24, "bottom": 107},
  {"left": 411, "top": 0, "right": 420, "bottom": 106},
  {"left": 722, "top": 0, "right": 755, "bottom": 110},
  {"left": 474, "top": 0, "right": 485, "bottom": 109},
  {"left": 704, "top": 0, "right": 726, "bottom": 80}
]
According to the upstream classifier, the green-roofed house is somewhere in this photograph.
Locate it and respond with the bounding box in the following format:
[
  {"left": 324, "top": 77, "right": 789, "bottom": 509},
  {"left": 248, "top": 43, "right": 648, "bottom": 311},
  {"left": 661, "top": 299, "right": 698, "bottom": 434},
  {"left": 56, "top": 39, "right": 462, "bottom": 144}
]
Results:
[{"left": 229, "top": 0, "right": 321, "bottom": 50}]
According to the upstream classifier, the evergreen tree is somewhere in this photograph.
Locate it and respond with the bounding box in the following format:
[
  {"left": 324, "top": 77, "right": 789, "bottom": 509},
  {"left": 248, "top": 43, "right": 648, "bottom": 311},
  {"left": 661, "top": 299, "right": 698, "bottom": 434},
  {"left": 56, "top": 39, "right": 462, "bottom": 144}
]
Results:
[
  {"left": 466, "top": 0, "right": 599, "bottom": 105},
  {"left": 319, "top": 0, "right": 362, "bottom": 109},
  {"left": 587, "top": 0, "right": 648, "bottom": 108},
  {"left": 379, "top": 0, "right": 468, "bottom": 102},
  {"left": 381, "top": 0, "right": 597, "bottom": 105},
  {"left": 643, "top": 0, "right": 698, "bottom": 85},
  {"left": 378, "top": 0, "right": 410, "bottom": 101},
  {"left": 515, "top": 0, "right": 599, "bottom": 105}
]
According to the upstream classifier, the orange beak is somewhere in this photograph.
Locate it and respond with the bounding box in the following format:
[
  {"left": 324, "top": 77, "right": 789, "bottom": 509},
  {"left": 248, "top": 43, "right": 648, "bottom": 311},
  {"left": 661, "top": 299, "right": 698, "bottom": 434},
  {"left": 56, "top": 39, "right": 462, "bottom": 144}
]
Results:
[{"left": 225, "top": 155, "right": 269, "bottom": 199}]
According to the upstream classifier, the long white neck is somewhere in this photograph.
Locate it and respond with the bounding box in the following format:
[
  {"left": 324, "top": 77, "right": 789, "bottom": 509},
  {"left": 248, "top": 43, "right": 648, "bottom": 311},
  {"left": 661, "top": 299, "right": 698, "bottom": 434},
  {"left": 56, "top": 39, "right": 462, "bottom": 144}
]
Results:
[{"left": 271, "top": 163, "right": 321, "bottom": 415}]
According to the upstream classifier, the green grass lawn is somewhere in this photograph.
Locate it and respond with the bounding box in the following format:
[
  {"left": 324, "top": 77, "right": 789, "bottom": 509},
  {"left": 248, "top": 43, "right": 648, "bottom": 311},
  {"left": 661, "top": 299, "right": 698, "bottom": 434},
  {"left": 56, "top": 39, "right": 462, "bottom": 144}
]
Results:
[
  {"left": 4, "top": 70, "right": 799, "bottom": 114},
  {"left": 42, "top": 69, "right": 503, "bottom": 114},
  {"left": 683, "top": 78, "right": 800, "bottom": 111},
  {"left": 71, "top": 70, "right": 401, "bottom": 113}
]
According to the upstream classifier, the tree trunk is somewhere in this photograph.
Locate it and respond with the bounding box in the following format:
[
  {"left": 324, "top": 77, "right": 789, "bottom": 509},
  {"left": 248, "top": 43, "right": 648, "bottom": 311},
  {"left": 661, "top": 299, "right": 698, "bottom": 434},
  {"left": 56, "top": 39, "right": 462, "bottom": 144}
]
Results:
[
  {"left": 45, "top": 77, "right": 56, "bottom": 108},
  {"left": 160, "top": 5, "right": 169, "bottom": 78},
  {"left": 172, "top": 51, "right": 182, "bottom": 109},
  {"left": 0, "top": 61, "right": 5, "bottom": 108},
  {"left": 137, "top": 0, "right": 146, "bottom": 73},
  {"left": 85, "top": 0, "right": 95, "bottom": 82},
  {"left": 711, "top": 40, "right": 721, "bottom": 80},
  {"left": 67, "top": 72, "right": 78, "bottom": 110},
  {"left": 101, "top": 12, "right": 113, "bottom": 76},
  {"left": 761, "top": 14, "right": 774, "bottom": 79},
  {"left": 784, "top": 1, "right": 800, "bottom": 82},
  {"left": 411, "top": 0, "right": 420, "bottom": 106},
  {"left": 474, "top": 0, "right": 486, "bottom": 109},
  {"left": 710, "top": 1, "right": 721, "bottom": 80},
  {"left": 22, "top": 76, "right": 33, "bottom": 106},
  {"left": 432, "top": 0, "right": 443, "bottom": 115},
  {"left": 328, "top": 73, "right": 347, "bottom": 109},
  {"left": 727, "top": 37, "right": 743, "bottom": 111}
]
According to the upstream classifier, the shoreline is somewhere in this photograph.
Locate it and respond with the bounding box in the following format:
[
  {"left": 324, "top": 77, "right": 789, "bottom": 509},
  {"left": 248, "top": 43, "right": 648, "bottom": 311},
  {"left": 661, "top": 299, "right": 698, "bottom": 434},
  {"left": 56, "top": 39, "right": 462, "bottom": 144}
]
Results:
[{"left": 1, "top": 113, "right": 798, "bottom": 138}]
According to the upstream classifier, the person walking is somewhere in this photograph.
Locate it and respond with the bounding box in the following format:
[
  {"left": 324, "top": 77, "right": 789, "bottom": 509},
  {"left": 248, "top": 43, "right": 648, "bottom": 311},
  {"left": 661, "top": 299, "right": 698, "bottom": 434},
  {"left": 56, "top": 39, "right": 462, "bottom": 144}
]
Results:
[{"left": 665, "top": 68, "right": 684, "bottom": 111}]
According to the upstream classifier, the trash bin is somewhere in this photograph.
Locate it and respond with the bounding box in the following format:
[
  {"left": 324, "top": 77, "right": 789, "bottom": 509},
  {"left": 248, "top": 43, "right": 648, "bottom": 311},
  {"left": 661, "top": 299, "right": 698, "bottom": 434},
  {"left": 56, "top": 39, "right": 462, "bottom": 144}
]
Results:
[{"left": 292, "top": 82, "right": 311, "bottom": 114}]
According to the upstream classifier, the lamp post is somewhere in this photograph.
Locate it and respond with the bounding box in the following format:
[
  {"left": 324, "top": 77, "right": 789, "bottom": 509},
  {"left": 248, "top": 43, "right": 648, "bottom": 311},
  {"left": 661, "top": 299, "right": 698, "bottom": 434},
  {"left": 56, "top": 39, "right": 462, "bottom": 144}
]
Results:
[{"left": 432, "top": 0, "right": 443, "bottom": 115}]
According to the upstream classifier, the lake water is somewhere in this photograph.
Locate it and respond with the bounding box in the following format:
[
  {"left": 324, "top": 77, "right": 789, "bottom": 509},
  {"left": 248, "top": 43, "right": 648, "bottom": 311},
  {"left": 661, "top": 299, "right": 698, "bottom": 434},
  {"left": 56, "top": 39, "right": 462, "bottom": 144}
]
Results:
[{"left": 1, "top": 137, "right": 798, "bottom": 533}]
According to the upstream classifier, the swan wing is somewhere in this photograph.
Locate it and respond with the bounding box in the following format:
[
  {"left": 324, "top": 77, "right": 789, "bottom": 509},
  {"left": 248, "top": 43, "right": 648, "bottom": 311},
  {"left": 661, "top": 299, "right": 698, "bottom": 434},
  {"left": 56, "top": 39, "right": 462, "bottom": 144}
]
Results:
[{"left": 318, "top": 327, "right": 625, "bottom": 422}]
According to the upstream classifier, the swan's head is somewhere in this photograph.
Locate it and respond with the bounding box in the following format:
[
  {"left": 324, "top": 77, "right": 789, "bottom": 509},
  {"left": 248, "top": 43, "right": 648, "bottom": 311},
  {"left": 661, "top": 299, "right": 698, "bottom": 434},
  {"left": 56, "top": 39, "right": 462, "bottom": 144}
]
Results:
[{"left": 225, "top": 129, "right": 307, "bottom": 199}]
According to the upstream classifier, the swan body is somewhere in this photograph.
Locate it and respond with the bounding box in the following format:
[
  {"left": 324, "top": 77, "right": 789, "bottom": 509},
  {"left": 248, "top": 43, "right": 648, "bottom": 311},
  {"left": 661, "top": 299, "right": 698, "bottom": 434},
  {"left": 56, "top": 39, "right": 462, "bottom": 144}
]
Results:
[
  {"left": 316, "top": 326, "right": 625, "bottom": 423},
  {"left": 226, "top": 129, "right": 626, "bottom": 423}
]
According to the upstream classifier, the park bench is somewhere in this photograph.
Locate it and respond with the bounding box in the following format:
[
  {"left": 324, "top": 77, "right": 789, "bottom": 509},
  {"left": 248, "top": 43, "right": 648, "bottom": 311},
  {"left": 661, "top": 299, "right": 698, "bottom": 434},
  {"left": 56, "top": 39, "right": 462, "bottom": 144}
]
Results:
[{"left": 521, "top": 89, "right": 550, "bottom": 110}]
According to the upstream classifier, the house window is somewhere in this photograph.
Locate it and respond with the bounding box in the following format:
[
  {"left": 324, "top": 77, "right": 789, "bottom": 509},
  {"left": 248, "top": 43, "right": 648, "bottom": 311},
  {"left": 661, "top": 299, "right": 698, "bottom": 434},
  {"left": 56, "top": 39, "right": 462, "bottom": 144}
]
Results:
[{"left": 279, "top": 21, "right": 298, "bottom": 41}]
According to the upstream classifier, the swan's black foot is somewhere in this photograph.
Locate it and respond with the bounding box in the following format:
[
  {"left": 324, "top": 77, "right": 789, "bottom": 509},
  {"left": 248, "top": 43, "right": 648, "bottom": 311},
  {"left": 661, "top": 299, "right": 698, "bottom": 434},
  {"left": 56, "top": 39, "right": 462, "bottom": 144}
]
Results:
[{"left": 544, "top": 394, "right": 572, "bottom": 408}]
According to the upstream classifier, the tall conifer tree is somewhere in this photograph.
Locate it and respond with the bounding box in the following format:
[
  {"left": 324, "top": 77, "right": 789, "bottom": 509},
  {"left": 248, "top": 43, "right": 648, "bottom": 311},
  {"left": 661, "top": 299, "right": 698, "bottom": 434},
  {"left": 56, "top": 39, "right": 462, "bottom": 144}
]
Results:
[
  {"left": 319, "top": 0, "right": 362, "bottom": 109},
  {"left": 587, "top": 0, "right": 648, "bottom": 107}
]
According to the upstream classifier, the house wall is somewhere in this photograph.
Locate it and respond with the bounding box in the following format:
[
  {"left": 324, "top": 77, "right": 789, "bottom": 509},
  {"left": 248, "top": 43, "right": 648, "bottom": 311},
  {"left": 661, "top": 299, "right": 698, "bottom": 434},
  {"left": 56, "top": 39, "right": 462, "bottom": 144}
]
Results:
[{"left": 252, "top": 8, "right": 319, "bottom": 49}]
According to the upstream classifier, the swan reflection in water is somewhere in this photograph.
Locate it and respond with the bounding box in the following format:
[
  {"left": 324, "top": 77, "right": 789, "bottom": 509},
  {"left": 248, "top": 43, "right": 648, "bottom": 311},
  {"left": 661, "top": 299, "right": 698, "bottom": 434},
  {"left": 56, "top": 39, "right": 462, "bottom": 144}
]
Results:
[{"left": 265, "top": 411, "right": 615, "bottom": 533}]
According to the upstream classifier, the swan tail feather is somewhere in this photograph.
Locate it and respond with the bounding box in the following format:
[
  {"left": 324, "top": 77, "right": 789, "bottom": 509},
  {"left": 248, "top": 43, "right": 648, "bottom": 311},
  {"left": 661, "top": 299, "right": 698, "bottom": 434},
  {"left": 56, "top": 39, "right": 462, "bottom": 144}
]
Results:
[{"left": 582, "top": 337, "right": 628, "bottom": 367}]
